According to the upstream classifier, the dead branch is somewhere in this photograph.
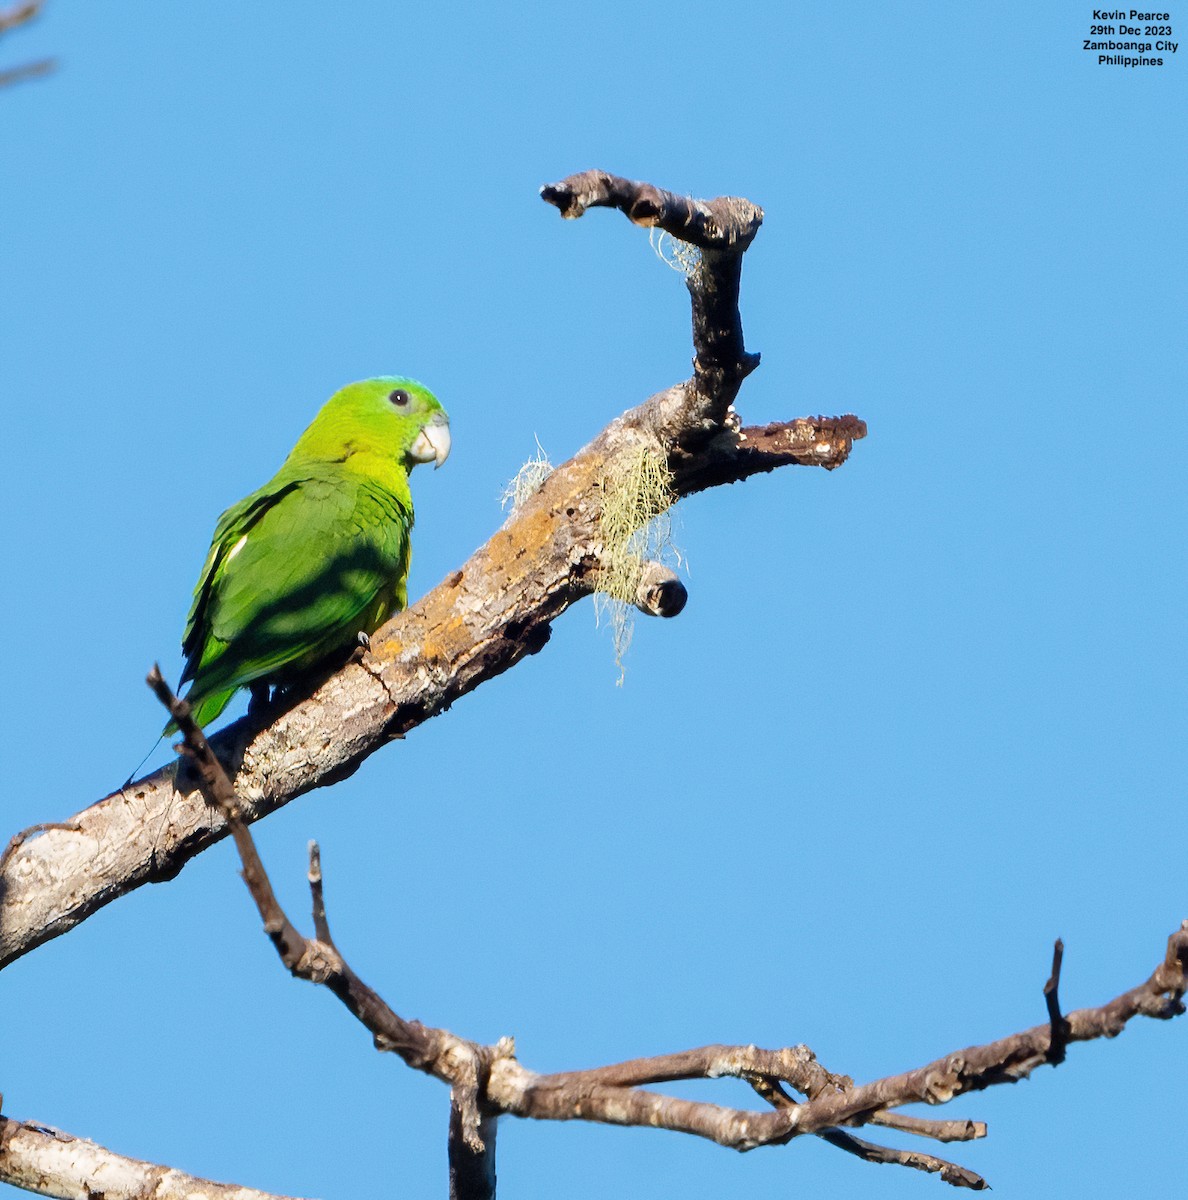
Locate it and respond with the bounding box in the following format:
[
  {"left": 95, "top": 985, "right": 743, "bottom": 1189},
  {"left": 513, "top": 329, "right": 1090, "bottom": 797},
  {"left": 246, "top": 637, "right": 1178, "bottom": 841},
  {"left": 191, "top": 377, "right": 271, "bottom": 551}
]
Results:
[
  {"left": 148, "top": 670, "right": 1186, "bottom": 1195},
  {"left": 0, "top": 0, "right": 43, "bottom": 36},
  {"left": 0, "top": 57, "right": 52, "bottom": 86},
  {"left": 0, "top": 1115, "right": 308, "bottom": 1200},
  {"left": 0, "top": 0, "right": 54, "bottom": 88},
  {"left": 0, "top": 172, "right": 865, "bottom": 971}
]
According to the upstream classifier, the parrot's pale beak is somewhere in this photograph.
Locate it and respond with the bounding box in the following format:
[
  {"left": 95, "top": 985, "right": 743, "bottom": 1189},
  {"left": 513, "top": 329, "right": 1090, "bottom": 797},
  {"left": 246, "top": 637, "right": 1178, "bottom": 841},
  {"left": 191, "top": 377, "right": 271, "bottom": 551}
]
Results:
[{"left": 408, "top": 413, "right": 451, "bottom": 469}]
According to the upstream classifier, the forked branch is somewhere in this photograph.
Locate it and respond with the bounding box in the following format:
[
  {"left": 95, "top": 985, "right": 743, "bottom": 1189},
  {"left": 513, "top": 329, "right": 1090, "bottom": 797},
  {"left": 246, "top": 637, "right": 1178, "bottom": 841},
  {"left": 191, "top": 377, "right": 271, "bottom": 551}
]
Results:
[
  {"left": 0, "top": 172, "right": 864, "bottom": 970},
  {"left": 148, "top": 669, "right": 1187, "bottom": 1197}
]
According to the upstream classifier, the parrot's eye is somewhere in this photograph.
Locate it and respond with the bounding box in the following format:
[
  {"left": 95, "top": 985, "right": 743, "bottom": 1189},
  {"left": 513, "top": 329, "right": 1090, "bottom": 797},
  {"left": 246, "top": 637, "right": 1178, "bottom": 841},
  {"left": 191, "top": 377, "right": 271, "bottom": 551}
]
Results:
[{"left": 388, "top": 389, "right": 411, "bottom": 408}]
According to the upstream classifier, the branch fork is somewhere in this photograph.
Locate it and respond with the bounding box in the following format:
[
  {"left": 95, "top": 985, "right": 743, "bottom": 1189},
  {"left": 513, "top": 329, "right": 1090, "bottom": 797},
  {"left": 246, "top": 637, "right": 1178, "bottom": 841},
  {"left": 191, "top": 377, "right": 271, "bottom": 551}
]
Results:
[
  {"left": 0, "top": 172, "right": 864, "bottom": 973},
  {"left": 135, "top": 669, "right": 1187, "bottom": 1196}
]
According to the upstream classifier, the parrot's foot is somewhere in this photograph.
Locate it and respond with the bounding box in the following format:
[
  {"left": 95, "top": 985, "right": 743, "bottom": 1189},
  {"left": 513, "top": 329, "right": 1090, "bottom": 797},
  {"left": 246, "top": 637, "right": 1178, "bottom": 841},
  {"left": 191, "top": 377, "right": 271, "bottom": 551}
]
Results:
[{"left": 351, "top": 631, "right": 371, "bottom": 663}]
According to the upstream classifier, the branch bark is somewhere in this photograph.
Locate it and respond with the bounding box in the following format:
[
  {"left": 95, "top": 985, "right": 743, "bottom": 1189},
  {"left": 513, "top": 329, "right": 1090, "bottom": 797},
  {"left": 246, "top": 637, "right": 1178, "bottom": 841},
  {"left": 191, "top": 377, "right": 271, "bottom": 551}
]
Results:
[
  {"left": 0, "top": 1116, "right": 307, "bottom": 1200},
  {"left": 0, "top": 173, "right": 865, "bottom": 970}
]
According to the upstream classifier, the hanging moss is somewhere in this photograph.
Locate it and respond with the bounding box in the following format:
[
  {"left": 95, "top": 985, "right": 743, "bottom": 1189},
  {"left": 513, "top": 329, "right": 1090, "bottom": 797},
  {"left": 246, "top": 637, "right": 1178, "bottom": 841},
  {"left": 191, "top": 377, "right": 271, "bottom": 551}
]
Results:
[{"left": 595, "top": 444, "right": 680, "bottom": 683}]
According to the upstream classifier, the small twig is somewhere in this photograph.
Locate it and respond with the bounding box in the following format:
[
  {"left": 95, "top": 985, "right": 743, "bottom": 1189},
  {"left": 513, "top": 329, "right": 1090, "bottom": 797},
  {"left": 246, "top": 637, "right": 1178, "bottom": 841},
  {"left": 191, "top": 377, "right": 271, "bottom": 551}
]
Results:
[
  {"left": 818, "top": 1130, "right": 989, "bottom": 1190},
  {"left": 146, "top": 666, "right": 311, "bottom": 966},
  {"left": 145, "top": 665, "right": 239, "bottom": 814},
  {"left": 147, "top": 667, "right": 476, "bottom": 1084},
  {"left": 868, "top": 1111, "right": 986, "bottom": 1144},
  {"left": 1044, "top": 937, "right": 1070, "bottom": 1064},
  {"left": 0, "top": 56, "right": 53, "bottom": 87},
  {"left": 307, "top": 841, "right": 334, "bottom": 948}
]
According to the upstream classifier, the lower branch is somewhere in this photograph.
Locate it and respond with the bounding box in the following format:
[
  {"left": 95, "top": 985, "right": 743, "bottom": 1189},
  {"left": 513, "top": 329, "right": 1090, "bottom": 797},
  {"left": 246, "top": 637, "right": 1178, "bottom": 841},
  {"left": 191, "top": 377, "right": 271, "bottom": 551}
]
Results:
[
  {"left": 0, "top": 1116, "right": 306, "bottom": 1200},
  {"left": 151, "top": 671, "right": 1186, "bottom": 1192}
]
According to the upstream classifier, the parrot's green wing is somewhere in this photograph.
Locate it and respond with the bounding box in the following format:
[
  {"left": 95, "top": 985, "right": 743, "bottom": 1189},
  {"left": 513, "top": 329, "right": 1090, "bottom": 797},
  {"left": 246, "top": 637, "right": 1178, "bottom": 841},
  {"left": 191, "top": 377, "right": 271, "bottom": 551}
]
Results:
[
  {"left": 180, "top": 467, "right": 411, "bottom": 723},
  {"left": 181, "top": 478, "right": 306, "bottom": 669}
]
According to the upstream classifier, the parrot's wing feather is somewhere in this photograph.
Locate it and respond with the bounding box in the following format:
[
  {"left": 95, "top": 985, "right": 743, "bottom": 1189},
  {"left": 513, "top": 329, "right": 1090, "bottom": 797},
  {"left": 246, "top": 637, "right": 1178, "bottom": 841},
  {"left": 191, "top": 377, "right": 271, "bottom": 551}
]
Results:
[
  {"left": 183, "top": 473, "right": 410, "bottom": 700},
  {"left": 181, "top": 478, "right": 305, "bottom": 668}
]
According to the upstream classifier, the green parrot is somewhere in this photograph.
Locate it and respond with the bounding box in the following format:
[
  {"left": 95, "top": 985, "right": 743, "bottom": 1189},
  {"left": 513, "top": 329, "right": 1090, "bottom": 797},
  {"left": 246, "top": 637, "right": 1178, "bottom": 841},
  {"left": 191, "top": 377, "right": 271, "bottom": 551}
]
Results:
[{"left": 176, "top": 376, "right": 450, "bottom": 729}]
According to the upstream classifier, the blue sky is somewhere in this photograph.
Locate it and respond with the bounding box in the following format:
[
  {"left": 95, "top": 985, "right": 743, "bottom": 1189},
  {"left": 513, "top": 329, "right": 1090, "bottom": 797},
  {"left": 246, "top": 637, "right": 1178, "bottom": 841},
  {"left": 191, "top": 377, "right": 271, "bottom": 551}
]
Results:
[{"left": 2, "top": 3, "right": 1184, "bottom": 1197}]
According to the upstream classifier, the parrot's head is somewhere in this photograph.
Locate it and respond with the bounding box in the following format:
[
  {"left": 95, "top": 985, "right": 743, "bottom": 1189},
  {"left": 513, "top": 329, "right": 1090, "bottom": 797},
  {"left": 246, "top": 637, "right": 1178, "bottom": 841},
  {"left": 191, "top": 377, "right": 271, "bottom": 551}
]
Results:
[{"left": 293, "top": 376, "right": 451, "bottom": 472}]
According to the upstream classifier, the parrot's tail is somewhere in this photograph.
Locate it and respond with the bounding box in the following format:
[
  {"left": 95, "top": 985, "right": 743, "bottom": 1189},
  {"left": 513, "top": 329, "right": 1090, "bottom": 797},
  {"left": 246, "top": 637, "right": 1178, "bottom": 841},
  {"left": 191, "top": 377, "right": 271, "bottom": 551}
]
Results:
[
  {"left": 122, "top": 733, "right": 165, "bottom": 789},
  {"left": 162, "top": 686, "right": 237, "bottom": 737}
]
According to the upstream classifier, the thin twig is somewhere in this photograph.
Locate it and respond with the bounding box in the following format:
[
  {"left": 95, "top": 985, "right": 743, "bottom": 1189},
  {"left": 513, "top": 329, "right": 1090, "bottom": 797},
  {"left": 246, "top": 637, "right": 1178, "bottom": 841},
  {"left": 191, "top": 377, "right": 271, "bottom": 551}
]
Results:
[
  {"left": 819, "top": 1130, "right": 989, "bottom": 1190},
  {"left": 1044, "top": 937, "right": 1070, "bottom": 1064},
  {"left": 308, "top": 841, "right": 334, "bottom": 947},
  {"left": 0, "top": 56, "right": 53, "bottom": 87}
]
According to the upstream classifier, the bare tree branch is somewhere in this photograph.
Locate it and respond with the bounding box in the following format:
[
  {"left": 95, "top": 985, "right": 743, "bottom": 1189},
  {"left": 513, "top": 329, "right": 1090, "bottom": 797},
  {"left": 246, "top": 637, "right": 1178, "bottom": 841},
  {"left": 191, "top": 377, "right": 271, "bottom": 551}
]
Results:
[
  {"left": 0, "top": 1115, "right": 308, "bottom": 1200},
  {"left": 0, "top": 0, "right": 44, "bottom": 36},
  {"left": 818, "top": 1129, "right": 989, "bottom": 1191},
  {"left": 0, "top": 172, "right": 864, "bottom": 971},
  {"left": 748, "top": 1077, "right": 987, "bottom": 1190},
  {"left": 150, "top": 661, "right": 1186, "bottom": 1193},
  {"left": 0, "top": 0, "right": 54, "bottom": 88},
  {"left": 0, "top": 57, "right": 52, "bottom": 86}
]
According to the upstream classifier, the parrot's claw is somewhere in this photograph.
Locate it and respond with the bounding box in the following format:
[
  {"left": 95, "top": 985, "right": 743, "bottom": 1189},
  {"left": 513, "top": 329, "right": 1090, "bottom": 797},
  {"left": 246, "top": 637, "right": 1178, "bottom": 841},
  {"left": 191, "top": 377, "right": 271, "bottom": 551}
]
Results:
[{"left": 350, "top": 631, "right": 372, "bottom": 664}]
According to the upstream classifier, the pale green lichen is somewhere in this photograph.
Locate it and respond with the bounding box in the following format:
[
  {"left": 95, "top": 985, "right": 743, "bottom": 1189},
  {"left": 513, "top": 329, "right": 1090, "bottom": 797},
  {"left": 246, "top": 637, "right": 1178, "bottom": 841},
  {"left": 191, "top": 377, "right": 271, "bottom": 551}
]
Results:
[
  {"left": 500, "top": 437, "right": 554, "bottom": 512},
  {"left": 649, "top": 226, "right": 702, "bottom": 278},
  {"left": 595, "top": 444, "right": 681, "bottom": 683}
]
